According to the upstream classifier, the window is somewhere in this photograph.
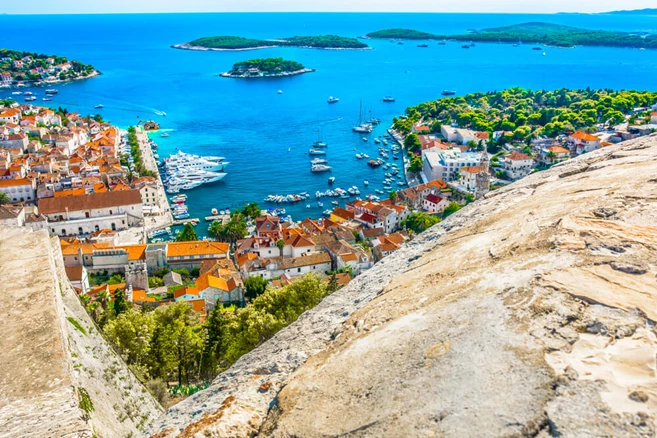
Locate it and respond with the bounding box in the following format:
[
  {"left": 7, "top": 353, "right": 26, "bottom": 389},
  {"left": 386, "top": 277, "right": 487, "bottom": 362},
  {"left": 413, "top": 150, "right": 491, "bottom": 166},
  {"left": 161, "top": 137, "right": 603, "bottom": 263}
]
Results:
[
  {"left": 85, "top": 212, "right": 90, "bottom": 218},
  {"left": 109, "top": 210, "right": 113, "bottom": 215}
]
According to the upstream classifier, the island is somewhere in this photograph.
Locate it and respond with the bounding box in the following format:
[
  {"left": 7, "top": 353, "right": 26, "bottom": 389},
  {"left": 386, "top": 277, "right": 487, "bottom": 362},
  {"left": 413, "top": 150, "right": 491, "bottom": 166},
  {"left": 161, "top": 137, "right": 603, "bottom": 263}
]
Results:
[
  {"left": 0, "top": 48, "right": 98, "bottom": 85},
  {"left": 367, "top": 22, "right": 657, "bottom": 49},
  {"left": 219, "top": 57, "right": 314, "bottom": 78},
  {"left": 173, "top": 35, "right": 369, "bottom": 51},
  {"left": 603, "top": 8, "right": 657, "bottom": 15}
]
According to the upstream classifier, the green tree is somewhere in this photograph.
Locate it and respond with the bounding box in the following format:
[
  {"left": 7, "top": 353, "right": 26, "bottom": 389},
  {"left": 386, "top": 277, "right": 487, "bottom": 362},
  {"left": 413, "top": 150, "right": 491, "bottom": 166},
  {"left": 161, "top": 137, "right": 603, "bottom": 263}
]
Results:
[
  {"left": 242, "top": 202, "right": 261, "bottom": 219},
  {"left": 104, "top": 309, "right": 153, "bottom": 365},
  {"left": 244, "top": 275, "right": 268, "bottom": 301},
  {"left": 113, "top": 288, "right": 130, "bottom": 317},
  {"left": 389, "top": 190, "right": 398, "bottom": 205},
  {"left": 408, "top": 156, "right": 423, "bottom": 173},
  {"left": 0, "top": 193, "right": 10, "bottom": 205},
  {"left": 403, "top": 133, "right": 422, "bottom": 152},
  {"left": 443, "top": 201, "right": 462, "bottom": 218},
  {"left": 276, "top": 238, "right": 285, "bottom": 256},
  {"left": 176, "top": 223, "right": 198, "bottom": 242},
  {"left": 401, "top": 212, "right": 441, "bottom": 233}
]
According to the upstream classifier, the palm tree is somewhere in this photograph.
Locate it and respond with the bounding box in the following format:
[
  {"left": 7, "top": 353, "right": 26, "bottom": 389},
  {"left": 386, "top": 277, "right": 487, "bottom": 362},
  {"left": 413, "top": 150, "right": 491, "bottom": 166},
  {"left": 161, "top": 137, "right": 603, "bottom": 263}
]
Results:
[
  {"left": 276, "top": 239, "right": 285, "bottom": 257},
  {"left": 546, "top": 150, "right": 557, "bottom": 162},
  {"left": 389, "top": 190, "right": 398, "bottom": 205}
]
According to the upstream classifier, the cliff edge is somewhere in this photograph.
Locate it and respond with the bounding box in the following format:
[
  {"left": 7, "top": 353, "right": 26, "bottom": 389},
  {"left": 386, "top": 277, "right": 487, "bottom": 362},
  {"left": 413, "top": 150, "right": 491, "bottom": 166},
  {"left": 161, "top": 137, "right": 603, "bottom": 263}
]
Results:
[{"left": 149, "top": 134, "right": 657, "bottom": 437}]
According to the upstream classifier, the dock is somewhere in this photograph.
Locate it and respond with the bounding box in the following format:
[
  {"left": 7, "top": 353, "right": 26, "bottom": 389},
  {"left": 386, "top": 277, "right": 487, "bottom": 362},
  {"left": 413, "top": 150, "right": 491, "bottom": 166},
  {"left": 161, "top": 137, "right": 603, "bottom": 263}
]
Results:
[
  {"left": 204, "top": 214, "right": 231, "bottom": 223},
  {"left": 172, "top": 218, "right": 200, "bottom": 226}
]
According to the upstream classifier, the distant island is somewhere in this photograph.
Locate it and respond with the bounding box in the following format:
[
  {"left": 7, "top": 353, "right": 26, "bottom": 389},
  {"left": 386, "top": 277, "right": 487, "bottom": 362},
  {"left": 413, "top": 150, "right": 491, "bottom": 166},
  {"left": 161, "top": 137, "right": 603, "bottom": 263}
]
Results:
[
  {"left": 219, "top": 58, "right": 314, "bottom": 78},
  {"left": 603, "top": 8, "right": 657, "bottom": 15},
  {"left": 367, "top": 22, "right": 657, "bottom": 49},
  {"left": 173, "top": 35, "right": 369, "bottom": 51},
  {"left": 0, "top": 48, "right": 98, "bottom": 85}
]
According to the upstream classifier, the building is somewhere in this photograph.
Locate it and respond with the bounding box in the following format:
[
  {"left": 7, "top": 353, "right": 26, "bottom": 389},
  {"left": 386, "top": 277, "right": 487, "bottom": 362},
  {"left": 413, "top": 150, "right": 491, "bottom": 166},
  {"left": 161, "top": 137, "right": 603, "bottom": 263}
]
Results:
[
  {"left": 501, "top": 151, "right": 533, "bottom": 180},
  {"left": 569, "top": 131, "right": 601, "bottom": 155},
  {"left": 423, "top": 193, "right": 450, "bottom": 213},
  {"left": 64, "top": 265, "right": 90, "bottom": 294},
  {"left": 540, "top": 145, "right": 570, "bottom": 163},
  {"left": 0, "top": 205, "right": 25, "bottom": 226},
  {"left": 255, "top": 215, "right": 282, "bottom": 239},
  {"left": 38, "top": 190, "right": 144, "bottom": 236},
  {"left": 196, "top": 259, "right": 244, "bottom": 308},
  {"left": 422, "top": 148, "right": 481, "bottom": 183},
  {"left": 0, "top": 178, "right": 36, "bottom": 203},
  {"left": 651, "top": 112, "right": 657, "bottom": 124}
]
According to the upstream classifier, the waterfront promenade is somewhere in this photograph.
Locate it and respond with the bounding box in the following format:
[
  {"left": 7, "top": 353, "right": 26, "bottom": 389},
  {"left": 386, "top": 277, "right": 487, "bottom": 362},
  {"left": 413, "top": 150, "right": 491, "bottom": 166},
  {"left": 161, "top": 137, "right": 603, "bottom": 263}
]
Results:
[{"left": 137, "top": 126, "right": 173, "bottom": 235}]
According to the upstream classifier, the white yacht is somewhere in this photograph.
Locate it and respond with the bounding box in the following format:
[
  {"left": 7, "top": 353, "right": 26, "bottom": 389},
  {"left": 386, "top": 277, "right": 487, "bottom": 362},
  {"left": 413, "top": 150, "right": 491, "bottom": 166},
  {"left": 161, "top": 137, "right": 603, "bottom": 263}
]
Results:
[
  {"left": 311, "top": 158, "right": 329, "bottom": 165},
  {"left": 311, "top": 164, "right": 332, "bottom": 172},
  {"left": 165, "top": 151, "right": 229, "bottom": 172},
  {"left": 308, "top": 149, "right": 327, "bottom": 156},
  {"left": 173, "top": 170, "right": 227, "bottom": 184}
]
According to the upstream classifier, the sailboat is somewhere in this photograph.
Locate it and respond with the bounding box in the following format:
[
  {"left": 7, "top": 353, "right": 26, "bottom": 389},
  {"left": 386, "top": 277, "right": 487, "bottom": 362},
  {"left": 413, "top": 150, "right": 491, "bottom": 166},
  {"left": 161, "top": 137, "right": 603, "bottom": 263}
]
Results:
[
  {"left": 312, "top": 127, "right": 328, "bottom": 148},
  {"left": 352, "top": 101, "right": 373, "bottom": 133}
]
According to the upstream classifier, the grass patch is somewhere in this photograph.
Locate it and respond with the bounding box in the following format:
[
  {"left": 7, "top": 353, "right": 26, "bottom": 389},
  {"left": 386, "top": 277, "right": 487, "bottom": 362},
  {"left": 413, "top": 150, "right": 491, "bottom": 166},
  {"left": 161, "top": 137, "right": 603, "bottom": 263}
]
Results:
[{"left": 67, "top": 317, "right": 87, "bottom": 335}]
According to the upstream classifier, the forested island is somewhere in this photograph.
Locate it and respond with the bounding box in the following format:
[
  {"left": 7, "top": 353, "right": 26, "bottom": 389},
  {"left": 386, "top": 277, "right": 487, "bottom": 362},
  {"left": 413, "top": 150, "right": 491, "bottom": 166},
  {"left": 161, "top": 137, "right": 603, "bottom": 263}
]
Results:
[
  {"left": 0, "top": 48, "right": 97, "bottom": 84},
  {"left": 174, "top": 35, "right": 369, "bottom": 51},
  {"left": 604, "top": 8, "right": 657, "bottom": 15},
  {"left": 220, "top": 57, "right": 313, "bottom": 78},
  {"left": 367, "top": 22, "right": 657, "bottom": 49},
  {"left": 393, "top": 88, "right": 657, "bottom": 142}
]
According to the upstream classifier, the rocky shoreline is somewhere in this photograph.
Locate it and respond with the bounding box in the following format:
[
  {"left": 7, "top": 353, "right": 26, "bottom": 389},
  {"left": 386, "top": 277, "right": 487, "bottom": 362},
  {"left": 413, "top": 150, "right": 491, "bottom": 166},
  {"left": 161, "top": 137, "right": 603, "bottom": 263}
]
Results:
[{"left": 219, "top": 68, "right": 315, "bottom": 78}]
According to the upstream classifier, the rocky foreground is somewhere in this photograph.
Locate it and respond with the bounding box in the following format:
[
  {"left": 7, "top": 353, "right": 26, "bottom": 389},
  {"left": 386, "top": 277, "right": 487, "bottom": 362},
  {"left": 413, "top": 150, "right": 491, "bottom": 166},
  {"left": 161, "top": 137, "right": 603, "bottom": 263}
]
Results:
[{"left": 148, "top": 134, "right": 657, "bottom": 437}]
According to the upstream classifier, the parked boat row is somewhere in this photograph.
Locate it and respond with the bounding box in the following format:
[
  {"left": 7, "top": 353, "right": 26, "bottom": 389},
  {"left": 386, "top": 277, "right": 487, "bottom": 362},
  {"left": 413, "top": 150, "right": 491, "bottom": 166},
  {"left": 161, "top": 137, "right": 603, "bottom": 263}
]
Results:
[{"left": 161, "top": 150, "right": 229, "bottom": 193}]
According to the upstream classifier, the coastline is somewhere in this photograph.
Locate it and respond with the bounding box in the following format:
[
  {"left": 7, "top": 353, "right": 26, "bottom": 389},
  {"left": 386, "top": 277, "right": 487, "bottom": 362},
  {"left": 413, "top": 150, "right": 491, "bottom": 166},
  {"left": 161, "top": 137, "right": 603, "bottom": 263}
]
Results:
[
  {"left": 172, "top": 43, "right": 373, "bottom": 52},
  {"left": 8, "top": 70, "right": 101, "bottom": 87},
  {"left": 219, "top": 68, "right": 315, "bottom": 78}
]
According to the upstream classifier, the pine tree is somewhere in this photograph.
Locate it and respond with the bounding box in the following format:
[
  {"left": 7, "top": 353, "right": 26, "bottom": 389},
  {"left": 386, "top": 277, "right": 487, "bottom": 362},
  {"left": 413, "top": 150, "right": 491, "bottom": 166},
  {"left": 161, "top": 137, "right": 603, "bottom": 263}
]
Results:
[{"left": 113, "top": 288, "right": 130, "bottom": 316}]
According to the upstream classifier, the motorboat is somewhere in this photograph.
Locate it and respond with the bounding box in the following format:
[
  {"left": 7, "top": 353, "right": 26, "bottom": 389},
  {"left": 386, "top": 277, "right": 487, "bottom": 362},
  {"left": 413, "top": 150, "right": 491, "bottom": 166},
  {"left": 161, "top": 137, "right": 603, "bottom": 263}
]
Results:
[
  {"left": 45, "top": 89, "right": 58, "bottom": 95},
  {"left": 24, "top": 96, "right": 36, "bottom": 101},
  {"left": 308, "top": 149, "right": 326, "bottom": 155},
  {"left": 363, "top": 137, "right": 368, "bottom": 142},
  {"left": 94, "top": 104, "right": 104, "bottom": 109},
  {"left": 311, "top": 158, "right": 328, "bottom": 165},
  {"left": 382, "top": 96, "right": 395, "bottom": 102},
  {"left": 442, "top": 90, "right": 456, "bottom": 96},
  {"left": 161, "top": 133, "right": 170, "bottom": 137},
  {"left": 327, "top": 96, "right": 339, "bottom": 104},
  {"left": 277, "top": 90, "right": 283, "bottom": 94},
  {"left": 364, "top": 180, "right": 369, "bottom": 186},
  {"left": 328, "top": 176, "right": 335, "bottom": 184},
  {"left": 311, "top": 164, "right": 332, "bottom": 172},
  {"left": 417, "top": 44, "right": 429, "bottom": 48}
]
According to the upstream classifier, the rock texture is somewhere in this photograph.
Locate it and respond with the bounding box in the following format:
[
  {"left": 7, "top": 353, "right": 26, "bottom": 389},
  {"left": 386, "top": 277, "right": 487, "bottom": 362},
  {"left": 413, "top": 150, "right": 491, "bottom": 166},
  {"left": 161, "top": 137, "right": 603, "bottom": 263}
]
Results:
[
  {"left": 149, "top": 135, "right": 657, "bottom": 437},
  {"left": 0, "top": 228, "right": 163, "bottom": 438}
]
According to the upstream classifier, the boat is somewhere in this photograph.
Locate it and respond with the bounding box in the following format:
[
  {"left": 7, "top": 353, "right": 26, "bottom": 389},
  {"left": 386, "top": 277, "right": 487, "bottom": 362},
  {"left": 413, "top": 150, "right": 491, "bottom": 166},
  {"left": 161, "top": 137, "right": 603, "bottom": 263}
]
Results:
[
  {"left": 277, "top": 90, "right": 283, "bottom": 94},
  {"left": 356, "top": 153, "right": 363, "bottom": 159},
  {"left": 417, "top": 44, "right": 429, "bottom": 48},
  {"left": 363, "top": 137, "right": 368, "bottom": 142},
  {"left": 397, "top": 42, "right": 404, "bottom": 45},
  {"left": 42, "top": 97, "right": 52, "bottom": 101},
  {"left": 438, "top": 41, "right": 446, "bottom": 45},
  {"left": 353, "top": 101, "right": 374, "bottom": 133},
  {"left": 165, "top": 150, "right": 229, "bottom": 172},
  {"left": 461, "top": 45, "right": 470, "bottom": 49},
  {"left": 323, "top": 209, "right": 332, "bottom": 216},
  {"left": 442, "top": 90, "right": 456, "bottom": 96},
  {"left": 543, "top": 52, "right": 546, "bottom": 56},
  {"left": 11, "top": 91, "right": 21, "bottom": 95},
  {"left": 382, "top": 96, "right": 395, "bottom": 102},
  {"left": 532, "top": 47, "right": 542, "bottom": 51},
  {"left": 24, "top": 96, "right": 36, "bottom": 101},
  {"left": 24, "top": 91, "right": 33, "bottom": 96},
  {"left": 161, "top": 133, "right": 170, "bottom": 137},
  {"left": 94, "top": 104, "right": 104, "bottom": 109},
  {"left": 311, "top": 158, "right": 328, "bottom": 165},
  {"left": 364, "top": 180, "right": 369, "bottom": 186},
  {"left": 374, "top": 138, "right": 381, "bottom": 144},
  {"left": 367, "top": 160, "right": 381, "bottom": 168},
  {"left": 312, "top": 140, "right": 328, "bottom": 148},
  {"left": 327, "top": 96, "right": 339, "bottom": 104},
  {"left": 328, "top": 176, "right": 335, "bottom": 184},
  {"left": 45, "top": 89, "right": 58, "bottom": 95},
  {"left": 311, "top": 164, "right": 332, "bottom": 172},
  {"left": 308, "top": 149, "right": 326, "bottom": 155}
]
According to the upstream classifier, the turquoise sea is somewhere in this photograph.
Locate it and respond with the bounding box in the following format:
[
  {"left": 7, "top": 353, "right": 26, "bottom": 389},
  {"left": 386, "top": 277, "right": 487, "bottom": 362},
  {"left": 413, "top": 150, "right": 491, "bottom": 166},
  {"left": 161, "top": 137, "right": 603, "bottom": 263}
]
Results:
[{"left": 2, "top": 13, "right": 657, "bottom": 234}]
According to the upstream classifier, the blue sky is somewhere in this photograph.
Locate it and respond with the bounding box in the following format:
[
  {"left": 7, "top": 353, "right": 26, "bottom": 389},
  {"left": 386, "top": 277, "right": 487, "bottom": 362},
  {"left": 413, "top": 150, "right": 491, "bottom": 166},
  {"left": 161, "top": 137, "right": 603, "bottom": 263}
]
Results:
[{"left": 2, "top": 0, "right": 655, "bottom": 14}]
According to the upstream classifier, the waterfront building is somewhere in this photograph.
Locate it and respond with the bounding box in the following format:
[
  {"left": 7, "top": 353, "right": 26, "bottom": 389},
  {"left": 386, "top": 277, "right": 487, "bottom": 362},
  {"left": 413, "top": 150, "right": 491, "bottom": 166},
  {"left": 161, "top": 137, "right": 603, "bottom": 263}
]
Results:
[
  {"left": 500, "top": 151, "right": 534, "bottom": 180},
  {"left": 421, "top": 148, "right": 481, "bottom": 183},
  {"left": 38, "top": 190, "right": 144, "bottom": 236}
]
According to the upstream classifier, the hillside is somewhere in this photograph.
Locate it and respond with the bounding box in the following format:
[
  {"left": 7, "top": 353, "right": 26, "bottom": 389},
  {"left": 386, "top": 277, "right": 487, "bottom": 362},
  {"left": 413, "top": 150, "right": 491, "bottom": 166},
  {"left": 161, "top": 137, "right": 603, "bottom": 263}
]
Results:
[
  {"left": 148, "top": 135, "right": 657, "bottom": 436},
  {"left": 367, "top": 22, "right": 657, "bottom": 49},
  {"left": 173, "top": 35, "right": 368, "bottom": 51}
]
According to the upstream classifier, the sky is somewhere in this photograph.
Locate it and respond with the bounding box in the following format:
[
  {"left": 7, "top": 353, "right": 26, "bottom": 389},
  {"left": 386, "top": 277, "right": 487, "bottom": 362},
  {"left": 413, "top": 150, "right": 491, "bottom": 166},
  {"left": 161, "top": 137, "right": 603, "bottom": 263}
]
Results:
[{"left": 1, "top": 0, "right": 655, "bottom": 14}]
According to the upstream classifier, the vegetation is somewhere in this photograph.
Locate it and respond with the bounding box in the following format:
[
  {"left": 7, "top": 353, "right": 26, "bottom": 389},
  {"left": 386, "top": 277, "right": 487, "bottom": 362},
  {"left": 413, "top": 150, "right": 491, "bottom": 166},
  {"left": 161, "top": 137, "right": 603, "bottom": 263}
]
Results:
[
  {"left": 77, "top": 387, "right": 94, "bottom": 422},
  {"left": 367, "top": 22, "right": 657, "bottom": 49},
  {"left": 186, "top": 35, "right": 368, "bottom": 50},
  {"left": 126, "top": 126, "right": 156, "bottom": 178},
  {"left": 67, "top": 316, "right": 87, "bottom": 336},
  {"left": 208, "top": 212, "right": 248, "bottom": 246},
  {"left": 443, "top": 202, "right": 463, "bottom": 217},
  {"left": 0, "top": 193, "right": 10, "bottom": 205},
  {"left": 244, "top": 275, "right": 268, "bottom": 300},
  {"left": 401, "top": 212, "right": 441, "bottom": 233},
  {"left": 176, "top": 223, "right": 198, "bottom": 242},
  {"left": 392, "top": 87, "right": 657, "bottom": 152},
  {"left": 96, "top": 274, "right": 332, "bottom": 396},
  {"left": 228, "top": 58, "right": 305, "bottom": 76},
  {"left": 0, "top": 48, "right": 96, "bottom": 82}
]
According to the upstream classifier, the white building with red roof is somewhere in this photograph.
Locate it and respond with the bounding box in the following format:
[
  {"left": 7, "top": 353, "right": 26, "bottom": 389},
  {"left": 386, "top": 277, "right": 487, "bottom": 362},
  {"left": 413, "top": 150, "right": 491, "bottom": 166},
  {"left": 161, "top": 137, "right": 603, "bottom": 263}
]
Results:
[{"left": 501, "top": 151, "right": 534, "bottom": 180}]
